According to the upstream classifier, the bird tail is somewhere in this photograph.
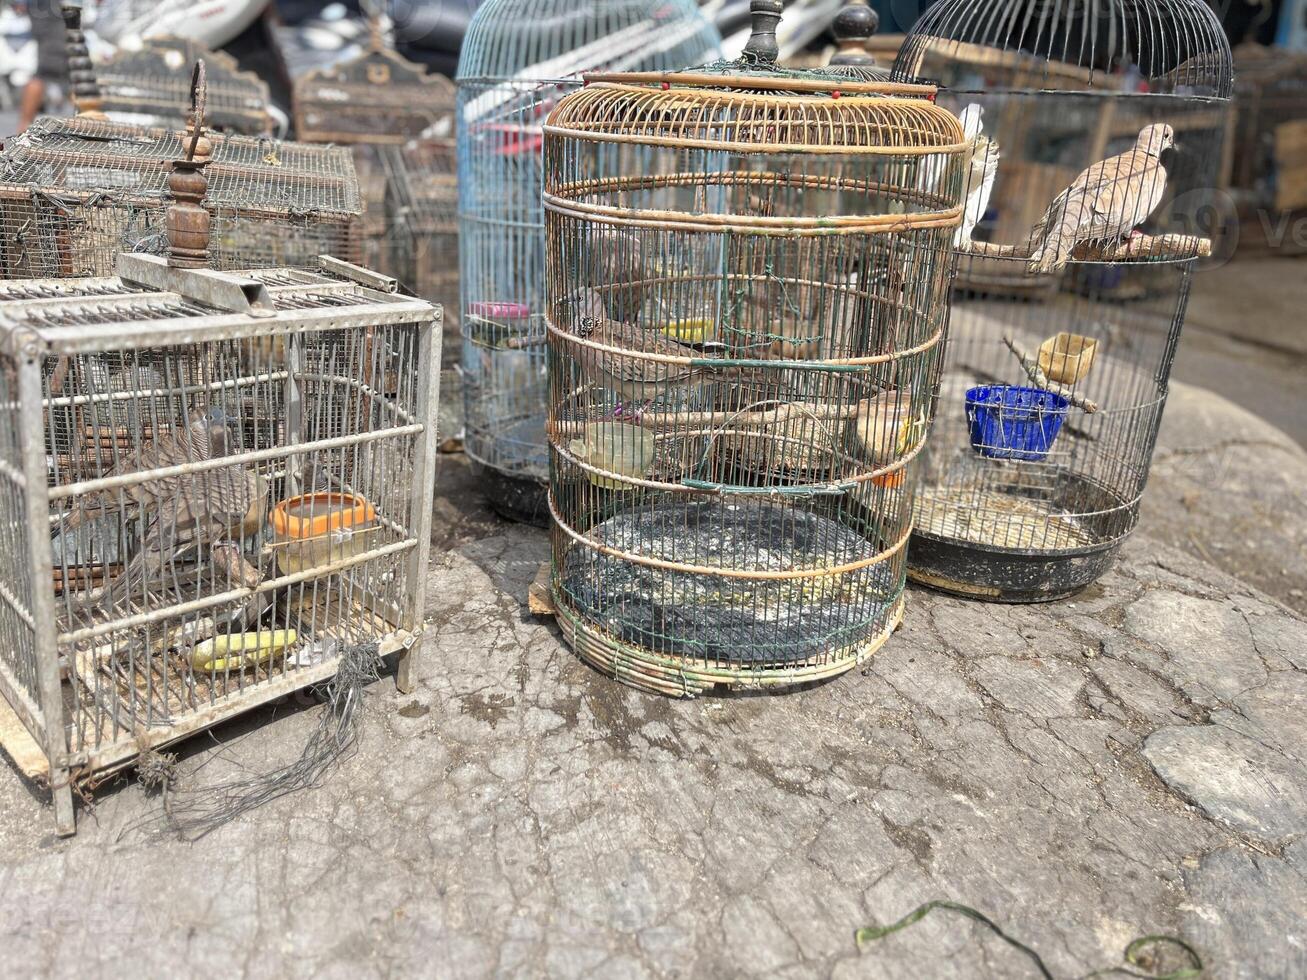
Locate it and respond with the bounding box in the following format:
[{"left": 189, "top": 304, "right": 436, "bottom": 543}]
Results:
[{"left": 1026, "top": 200, "right": 1077, "bottom": 275}]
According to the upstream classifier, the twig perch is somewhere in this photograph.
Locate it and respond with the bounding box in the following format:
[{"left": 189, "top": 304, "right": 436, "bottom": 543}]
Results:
[
  {"left": 960, "top": 233, "right": 1212, "bottom": 264},
  {"left": 1002, "top": 336, "right": 1100, "bottom": 413}
]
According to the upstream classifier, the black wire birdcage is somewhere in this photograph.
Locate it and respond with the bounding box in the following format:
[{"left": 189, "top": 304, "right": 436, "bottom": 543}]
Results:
[
  {"left": 456, "top": 0, "right": 723, "bottom": 526},
  {"left": 890, "top": 0, "right": 1234, "bottom": 602},
  {"left": 543, "top": 2, "right": 966, "bottom": 697}
]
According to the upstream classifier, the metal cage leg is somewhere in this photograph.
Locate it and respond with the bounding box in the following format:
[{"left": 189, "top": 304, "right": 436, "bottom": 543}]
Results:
[
  {"left": 50, "top": 770, "right": 75, "bottom": 836},
  {"left": 395, "top": 637, "right": 418, "bottom": 695}
]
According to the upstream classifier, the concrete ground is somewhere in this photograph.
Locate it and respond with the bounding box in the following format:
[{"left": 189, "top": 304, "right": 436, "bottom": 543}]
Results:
[
  {"left": 1, "top": 373, "right": 1304, "bottom": 978},
  {"left": 1181, "top": 256, "right": 1307, "bottom": 448}
]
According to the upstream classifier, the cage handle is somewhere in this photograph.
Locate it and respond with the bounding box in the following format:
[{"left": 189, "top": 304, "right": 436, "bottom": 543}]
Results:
[{"left": 741, "top": 0, "right": 784, "bottom": 67}]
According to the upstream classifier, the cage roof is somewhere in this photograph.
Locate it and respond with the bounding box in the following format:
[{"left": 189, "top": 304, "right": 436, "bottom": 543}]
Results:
[
  {"left": 547, "top": 73, "right": 961, "bottom": 154},
  {"left": 456, "top": 0, "right": 722, "bottom": 84},
  {"left": 891, "top": 0, "right": 1233, "bottom": 99},
  {"left": 0, "top": 260, "right": 434, "bottom": 353},
  {"left": 0, "top": 117, "right": 363, "bottom": 217},
  {"left": 97, "top": 37, "right": 271, "bottom": 135},
  {"left": 294, "top": 42, "right": 457, "bottom": 144}
]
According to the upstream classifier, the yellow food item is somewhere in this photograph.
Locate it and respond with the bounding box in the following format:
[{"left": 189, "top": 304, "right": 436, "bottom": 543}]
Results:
[
  {"left": 191, "top": 630, "right": 299, "bottom": 673},
  {"left": 657, "top": 318, "right": 714, "bottom": 344}
]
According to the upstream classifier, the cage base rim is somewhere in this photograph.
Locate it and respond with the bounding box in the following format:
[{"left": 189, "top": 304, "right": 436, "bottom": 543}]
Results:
[{"left": 554, "top": 595, "right": 905, "bottom": 699}]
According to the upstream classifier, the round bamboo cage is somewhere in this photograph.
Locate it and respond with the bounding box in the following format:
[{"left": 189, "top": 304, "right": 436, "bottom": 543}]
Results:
[
  {"left": 892, "top": 0, "right": 1234, "bottom": 602},
  {"left": 456, "top": 0, "right": 723, "bottom": 526},
  {"left": 543, "top": 5, "right": 966, "bottom": 697}
]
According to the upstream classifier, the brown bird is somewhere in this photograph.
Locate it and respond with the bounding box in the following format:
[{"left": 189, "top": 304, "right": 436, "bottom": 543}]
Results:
[
  {"left": 61, "top": 406, "right": 265, "bottom": 606},
  {"left": 564, "top": 287, "right": 719, "bottom": 408},
  {"left": 1026, "top": 123, "right": 1175, "bottom": 275}
]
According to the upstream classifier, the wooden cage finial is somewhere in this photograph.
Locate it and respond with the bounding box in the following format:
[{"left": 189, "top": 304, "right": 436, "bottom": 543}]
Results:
[
  {"left": 741, "top": 0, "right": 784, "bottom": 66},
  {"left": 830, "top": 0, "right": 880, "bottom": 67},
  {"left": 61, "top": 2, "right": 105, "bottom": 117},
  {"left": 166, "top": 62, "right": 214, "bottom": 269}
]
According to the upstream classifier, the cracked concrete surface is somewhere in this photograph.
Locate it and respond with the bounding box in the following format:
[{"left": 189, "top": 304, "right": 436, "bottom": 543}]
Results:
[{"left": 0, "top": 400, "right": 1305, "bottom": 978}]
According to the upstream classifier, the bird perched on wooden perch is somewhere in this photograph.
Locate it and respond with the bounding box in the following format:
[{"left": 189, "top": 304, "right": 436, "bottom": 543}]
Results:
[
  {"left": 851, "top": 387, "right": 922, "bottom": 465},
  {"left": 955, "top": 103, "right": 999, "bottom": 247},
  {"left": 564, "top": 287, "right": 739, "bottom": 411},
  {"left": 1026, "top": 123, "right": 1175, "bottom": 275},
  {"left": 61, "top": 405, "right": 267, "bottom": 607}
]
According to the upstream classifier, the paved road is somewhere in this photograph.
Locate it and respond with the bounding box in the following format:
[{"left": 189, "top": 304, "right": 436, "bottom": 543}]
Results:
[{"left": 1182, "top": 256, "right": 1307, "bottom": 448}]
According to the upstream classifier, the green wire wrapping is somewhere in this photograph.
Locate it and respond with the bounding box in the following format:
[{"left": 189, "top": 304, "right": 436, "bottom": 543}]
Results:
[{"left": 854, "top": 901, "right": 1205, "bottom": 979}]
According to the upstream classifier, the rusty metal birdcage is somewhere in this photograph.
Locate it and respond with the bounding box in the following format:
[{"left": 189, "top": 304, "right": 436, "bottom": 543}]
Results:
[
  {"left": 891, "top": 0, "right": 1234, "bottom": 601},
  {"left": 543, "top": 2, "right": 966, "bottom": 697},
  {"left": 0, "top": 70, "right": 441, "bottom": 835},
  {"left": 0, "top": 116, "right": 363, "bottom": 279},
  {"left": 293, "top": 26, "right": 460, "bottom": 347},
  {"left": 457, "top": 0, "right": 723, "bottom": 525},
  {"left": 97, "top": 36, "right": 272, "bottom": 135}
]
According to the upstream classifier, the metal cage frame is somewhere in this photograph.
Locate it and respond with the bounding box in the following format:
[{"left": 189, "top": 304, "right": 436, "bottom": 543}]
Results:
[
  {"left": 891, "top": 0, "right": 1235, "bottom": 601},
  {"left": 97, "top": 36, "right": 272, "bottom": 135},
  {"left": 0, "top": 255, "right": 441, "bottom": 835},
  {"left": 542, "top": 46, "right": 966, "bottom": 696},
  {"left": 0, "top": 115, "right": 365, "bottom": 279},
  {"left": 456, "top": 0, "right": 724, "bottom": 526}
]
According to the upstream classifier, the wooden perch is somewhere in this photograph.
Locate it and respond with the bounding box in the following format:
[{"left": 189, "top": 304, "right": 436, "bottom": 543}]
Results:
[
  {"left": 960, "top": 233, "right": 1212, "bottom": 264},
  {"left": 550, "top": 400, "right": 860, "bottom": 438},
  {"left": 1002, "top": 336, "right": 1100, "bottom": 414}
]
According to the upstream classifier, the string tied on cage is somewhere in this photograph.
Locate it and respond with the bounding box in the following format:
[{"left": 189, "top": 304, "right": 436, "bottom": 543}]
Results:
[{"left": 131, "top": 642, "right": 383, "bottom": 842}]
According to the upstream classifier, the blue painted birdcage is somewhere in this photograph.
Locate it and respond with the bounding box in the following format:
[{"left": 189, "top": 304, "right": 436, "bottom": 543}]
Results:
[{"left": 456, "top": 0, "right": 722, "bottom": 524}]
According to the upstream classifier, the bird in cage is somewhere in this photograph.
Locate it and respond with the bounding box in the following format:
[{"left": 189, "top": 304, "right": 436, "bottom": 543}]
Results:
[
  {"left": 565, "top": 286, "right": 723, "bottom": 413},
  {"left": 852, "top": 386, "right": 925, "bottom": 465},
  {"left": 1026, "top": 123, "right": 1175, "bottom": 274},
  {"left": 955, "top": 104, "right": 1000, "bottom": 247},
  {"left": 60, "top": 405, "right": 267, "bottom": 609}
]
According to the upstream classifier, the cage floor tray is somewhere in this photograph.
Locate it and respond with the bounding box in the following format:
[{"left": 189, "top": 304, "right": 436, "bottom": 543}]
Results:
[
  {"left": 67, "top": 591, "right": 407, "bottom": 758},
  {"left": 559, "top": 499, "right": 897, "bottom": 664},
  {"left": 914, "top": 486, "right": 1098, "bottom": 551}
]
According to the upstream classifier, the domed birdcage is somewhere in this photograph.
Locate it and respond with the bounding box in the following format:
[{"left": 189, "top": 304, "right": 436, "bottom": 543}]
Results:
[
  {"left": 891, "top": 0, "right": 1234, "bottom": 601},
  {"left": 543, "top": 1, "right": 966, "bottom": 697},
  {"left": 456, "top": 0, "right": 723, "bottom": 525}
]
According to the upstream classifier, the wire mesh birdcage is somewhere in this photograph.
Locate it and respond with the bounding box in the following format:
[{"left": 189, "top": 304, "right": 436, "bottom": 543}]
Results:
[
  {"left": 0, "top": 254, "right": 441, "bottom": 834},
  {"left": 543, "top": 2, "right": 966, "bottom": 697},
  {"left": 0, "top": 115, "right": 364, "bottom": 279},
  {"left": 293, "top": 32, "right": 460, "bottom": 350},
  {"left": 890, "top": 0, "right": 1234, "bottom": 601},
  {"left": 457, "top": 0, "right": 723, "bottom": 525},
  {"left": 0, "top": 70, "right": 441, "bottom": 835},
  {"left": 97, "top": 36, "right": 272, "bottom": 135}
]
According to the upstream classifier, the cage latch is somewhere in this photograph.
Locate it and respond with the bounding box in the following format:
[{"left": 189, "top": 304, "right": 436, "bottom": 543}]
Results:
[{"left": 116, "top": 253, "right": 276, "bottom": 317}]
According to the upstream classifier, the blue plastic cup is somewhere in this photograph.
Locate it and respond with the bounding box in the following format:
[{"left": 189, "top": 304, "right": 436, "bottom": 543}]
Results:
[{"left": 966, "top": 385, "right": 1070, "bottom": 461}]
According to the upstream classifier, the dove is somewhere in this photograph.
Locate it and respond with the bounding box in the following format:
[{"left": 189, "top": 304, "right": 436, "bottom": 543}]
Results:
[
  {"left": 954, "top": 103, "right": 1000, "bottom": 247},
  {"left": 562, "top": 287, "right": 727, "bottom": 409},
  {"left": 60, "top": 405, "right": 266, "bottom": 607},
  {"left": 1027, "top": 123, "right": 1175, "bottom": 275}
]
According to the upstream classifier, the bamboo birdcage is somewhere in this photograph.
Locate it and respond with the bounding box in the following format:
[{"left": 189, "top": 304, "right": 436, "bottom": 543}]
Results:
[
  {"left": 97, "top": 36, "right": 272, "bottom": 135},
  {"left": 0, "top": 72, "right": 442, "bottom": 835},
  {"left": 891, "top": 0, "right": 1234, "bottom": 601},
  {"left": 0, "top": 116, "right": 364, "bottom": 278},
  {"left": 457, "top": 0, "right": 723, "bottom": 525},
  {"left": 543, "top": 2, "right": 966, "bottom": 698}
]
